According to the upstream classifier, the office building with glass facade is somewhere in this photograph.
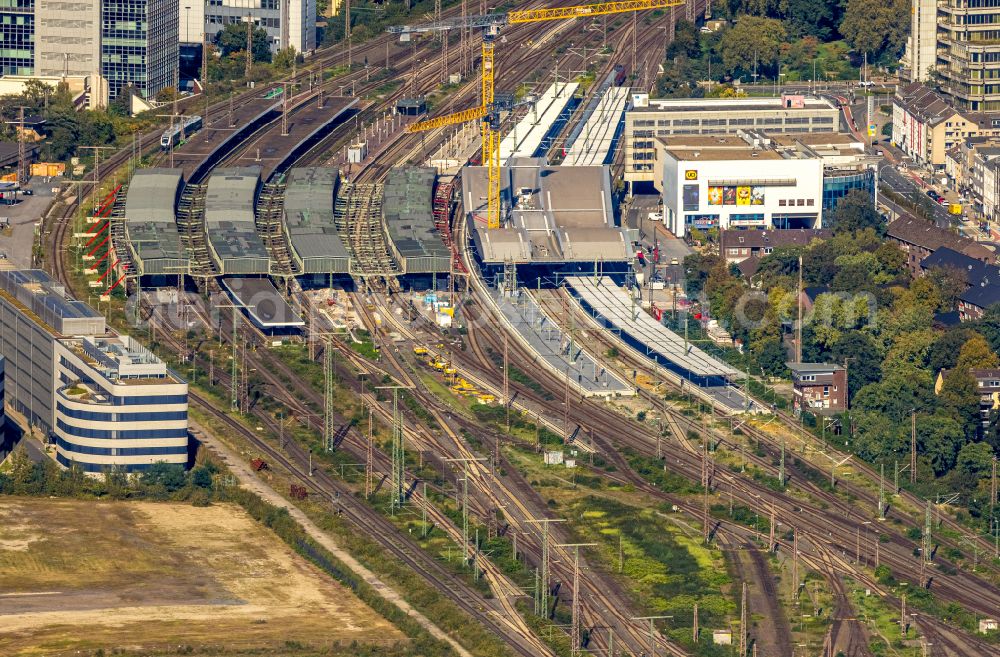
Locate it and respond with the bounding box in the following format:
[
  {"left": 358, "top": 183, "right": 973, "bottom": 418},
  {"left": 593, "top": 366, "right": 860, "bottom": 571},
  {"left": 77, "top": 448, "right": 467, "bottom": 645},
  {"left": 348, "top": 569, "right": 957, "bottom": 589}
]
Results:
[
  {"left": 0, "top": 0, "right": 34, "bottom": 76},
  {"left": 101, "top": 0, "right": 177, "bottom": 99},
  {"left": 7, "top": 0, "right": 177, "bottom": 99}
]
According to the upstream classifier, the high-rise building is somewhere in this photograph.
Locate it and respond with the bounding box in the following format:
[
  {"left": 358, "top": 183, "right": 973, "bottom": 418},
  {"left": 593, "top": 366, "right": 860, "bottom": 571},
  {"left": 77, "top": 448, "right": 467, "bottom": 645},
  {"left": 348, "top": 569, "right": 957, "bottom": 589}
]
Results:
[
  {"left": 101, "top": 0, "right": 178, "bottom": 100},
  {"left": 0, "top": 269, "right": 188, "bottom": 474},
  {"left": 3, "top": 0, "right": 178, "bottom": 99},
  {"left": 907, "top": 0, "right": 1000, "bottom": 112}
]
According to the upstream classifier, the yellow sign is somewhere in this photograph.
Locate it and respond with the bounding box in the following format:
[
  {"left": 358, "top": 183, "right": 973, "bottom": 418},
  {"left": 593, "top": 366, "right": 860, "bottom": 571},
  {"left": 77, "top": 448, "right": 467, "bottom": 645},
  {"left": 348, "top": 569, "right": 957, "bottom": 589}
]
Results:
[
  {"left": 685, "top": 169, "right": 698, "bottom": 180},
  {"left": 736, "top": 186, "right": 751, "bottom": 206}
]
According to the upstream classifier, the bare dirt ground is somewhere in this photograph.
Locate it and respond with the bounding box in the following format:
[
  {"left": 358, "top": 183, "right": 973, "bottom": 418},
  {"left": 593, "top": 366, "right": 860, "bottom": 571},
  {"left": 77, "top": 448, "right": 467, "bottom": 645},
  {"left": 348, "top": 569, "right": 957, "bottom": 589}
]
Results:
[{"left": 0, "top": 497, "right": 404, "bottom": 656}]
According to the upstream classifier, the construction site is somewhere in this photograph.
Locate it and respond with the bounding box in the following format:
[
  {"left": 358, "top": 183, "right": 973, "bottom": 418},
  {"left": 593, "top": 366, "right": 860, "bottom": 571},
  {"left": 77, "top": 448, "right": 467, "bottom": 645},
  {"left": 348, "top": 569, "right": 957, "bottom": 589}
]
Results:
[{"left": 17, "top": 1, "right": 1000, "bottom": 657}]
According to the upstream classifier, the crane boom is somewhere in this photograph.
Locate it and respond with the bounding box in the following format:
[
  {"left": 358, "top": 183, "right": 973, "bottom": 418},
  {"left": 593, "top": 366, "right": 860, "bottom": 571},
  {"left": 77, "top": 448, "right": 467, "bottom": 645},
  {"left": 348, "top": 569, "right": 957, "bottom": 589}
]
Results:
[
  {"left": 509, "top": 0, "right": 680, "bottom": 23},
  {"left": 406, "top": 104, "right": 489, "bottom": 133}
]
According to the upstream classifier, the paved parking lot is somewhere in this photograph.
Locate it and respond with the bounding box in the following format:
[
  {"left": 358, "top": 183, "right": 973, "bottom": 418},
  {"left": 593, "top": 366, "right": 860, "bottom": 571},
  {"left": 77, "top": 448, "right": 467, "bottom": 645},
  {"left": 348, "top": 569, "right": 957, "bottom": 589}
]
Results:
[{"left": 0, "top": 179, "right": 59, "bottom": 269}]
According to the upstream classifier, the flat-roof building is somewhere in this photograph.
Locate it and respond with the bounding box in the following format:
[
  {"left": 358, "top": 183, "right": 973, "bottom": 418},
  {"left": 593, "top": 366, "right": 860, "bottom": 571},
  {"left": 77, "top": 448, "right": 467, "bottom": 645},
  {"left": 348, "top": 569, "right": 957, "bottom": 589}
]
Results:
[
  {"left": 124, "top": 168, "right": 188, "bottom": 277},
  {"left": 658, "top": 135, "right": 825, "bottom": 237},
  {"left": 462, "top": 158, "right": 630, "bottom": 269},
  {"left": 787, "top": 362, "right": 848, "bottom": 414},
  {"left": 624, "top": 93, "right": 840, "bottom": 187},
  {"left": 283, "top": 167, "right": 351, "bottom": 275},
  {"left": 204, "top": 166, "right": 270, "bottom": 275},
  {"left": 383, "top": 167, "right": 452, "bottom": 274},
  {"left": 0, "top": 269, "right": 187, "bottom": 473}
]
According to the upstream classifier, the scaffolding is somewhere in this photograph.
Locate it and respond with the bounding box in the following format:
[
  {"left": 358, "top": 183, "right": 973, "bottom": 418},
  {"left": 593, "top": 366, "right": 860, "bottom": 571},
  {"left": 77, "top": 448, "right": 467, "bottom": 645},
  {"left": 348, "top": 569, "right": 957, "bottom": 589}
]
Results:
[
  {"left": 334, "top": 182, "right": 401, "bottom": 282},
  {"left": 109, "top": 184, "right": 135, "bottom": 279},
  {"left": 176, "top": 182, "right": 218, "bottom": 289},
  {"left": 256, "top": 181, "right": 300, "bottom": 277},
  {"left": 432, "top": 177, "right": 466, "bottom": 274}
]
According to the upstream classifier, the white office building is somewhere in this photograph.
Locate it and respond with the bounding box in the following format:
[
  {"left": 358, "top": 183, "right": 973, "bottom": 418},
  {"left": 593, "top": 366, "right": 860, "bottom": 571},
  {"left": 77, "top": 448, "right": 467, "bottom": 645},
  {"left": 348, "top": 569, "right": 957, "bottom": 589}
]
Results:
[
  {"left": 198, "top": 0, "right": 316, "bottom": 54},
  {"left": 624, "top": 93, "right": 840, "bottom": 188},
  {"left": 658, "top": 134, "right": 824, "bottom": 238},
  {"left": 0, "top": 270, "right": 188, "bottom": 474}
]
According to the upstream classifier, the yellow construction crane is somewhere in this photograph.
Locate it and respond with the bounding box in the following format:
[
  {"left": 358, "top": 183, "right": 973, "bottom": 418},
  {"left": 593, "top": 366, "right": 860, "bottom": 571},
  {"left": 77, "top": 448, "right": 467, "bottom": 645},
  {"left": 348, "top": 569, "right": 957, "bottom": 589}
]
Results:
[{"left": 389, "top": 0, "right": 682, "bottom": 230}]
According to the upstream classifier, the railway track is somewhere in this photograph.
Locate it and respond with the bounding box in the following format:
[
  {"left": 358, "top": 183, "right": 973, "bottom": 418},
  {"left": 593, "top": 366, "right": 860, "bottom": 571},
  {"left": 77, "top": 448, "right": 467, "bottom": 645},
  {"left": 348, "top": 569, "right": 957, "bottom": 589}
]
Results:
[
  {"left": 439, "top": 205, "right": 1000, "bottom": 644},
  {"left": 462, "top": 290, "right": 1000, "bottom": 616}
]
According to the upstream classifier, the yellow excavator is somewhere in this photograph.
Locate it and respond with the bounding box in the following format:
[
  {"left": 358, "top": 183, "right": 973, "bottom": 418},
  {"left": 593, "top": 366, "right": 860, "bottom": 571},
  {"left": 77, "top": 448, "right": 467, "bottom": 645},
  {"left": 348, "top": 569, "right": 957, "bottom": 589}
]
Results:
[{"left": 388, "top": 0, "right": 682, "bottom": 230}]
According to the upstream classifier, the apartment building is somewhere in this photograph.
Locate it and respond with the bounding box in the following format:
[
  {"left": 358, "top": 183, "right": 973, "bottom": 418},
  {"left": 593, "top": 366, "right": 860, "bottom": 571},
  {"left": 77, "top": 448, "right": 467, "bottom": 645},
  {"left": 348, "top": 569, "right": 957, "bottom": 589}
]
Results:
[
  {"left": 623, "top": 93, "right": 840, "bottom": 188},
  {"left": 0, "top": 269, "right": 188, "bottom": 474},
  {"left": 892, "top": 82, "right": 1000, "bottom": 168},
  {"left": 907, "top": 0, "right": 1000, "bottom": 112},
  {"left": 787, "top": 362, "right": 848, "bottom": 414}
]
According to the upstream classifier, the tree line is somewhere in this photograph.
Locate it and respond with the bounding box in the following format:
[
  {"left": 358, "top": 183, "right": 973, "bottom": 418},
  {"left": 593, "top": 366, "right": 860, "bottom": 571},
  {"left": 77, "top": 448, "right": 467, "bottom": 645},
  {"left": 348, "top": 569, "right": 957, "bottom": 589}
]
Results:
[{"left": 683, "top": 192, "right": 998, "bottom": 522}]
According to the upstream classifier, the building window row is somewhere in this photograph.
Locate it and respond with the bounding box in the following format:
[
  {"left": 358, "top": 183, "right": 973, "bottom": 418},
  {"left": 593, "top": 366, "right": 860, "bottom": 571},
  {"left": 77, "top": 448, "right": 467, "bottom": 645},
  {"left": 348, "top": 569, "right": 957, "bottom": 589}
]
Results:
[
  {"left": 57, "top": 437, "right": 187, "bottom": 457},
  {"left": 57, "top": 418, "right": 188, "bottom": 439},
  {"left": 778, "top": 198, "right": 815, "bottom": 207},
  {"left": 112, "top": 393, "right": 188, "bottom": 406},
  {"left": 57, "top": 402, "right": 187, "bottom": 422},
  {"left": 55, "top": 453, "right": 182, "bottom": 473}
]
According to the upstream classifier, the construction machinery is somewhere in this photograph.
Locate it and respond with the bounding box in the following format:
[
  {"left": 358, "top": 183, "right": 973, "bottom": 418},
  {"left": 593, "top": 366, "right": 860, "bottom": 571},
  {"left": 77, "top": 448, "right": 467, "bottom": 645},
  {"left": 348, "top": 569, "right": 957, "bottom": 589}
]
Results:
[{"left": 388, "top": 0, "right": 682, "bottom": 230}]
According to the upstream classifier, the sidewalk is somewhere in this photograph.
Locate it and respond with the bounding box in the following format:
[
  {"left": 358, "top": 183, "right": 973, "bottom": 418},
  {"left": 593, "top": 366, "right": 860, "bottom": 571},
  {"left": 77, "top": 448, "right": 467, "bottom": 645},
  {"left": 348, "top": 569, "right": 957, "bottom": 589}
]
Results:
[{"left": 191, "top": 419, "right": 474, "bottom": 657}]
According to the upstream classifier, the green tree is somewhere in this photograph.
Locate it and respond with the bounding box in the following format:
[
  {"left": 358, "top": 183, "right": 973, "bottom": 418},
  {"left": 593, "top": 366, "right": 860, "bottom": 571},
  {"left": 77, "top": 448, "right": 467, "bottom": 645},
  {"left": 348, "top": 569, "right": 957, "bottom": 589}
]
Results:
[
  {"left": 852, "top": 371, "right": 934, "bottom": 422},
  {"left": 956, "top": 442, "right": 994, "bottom": 480},
  {"left": 917, "top": 413, "right": 966, "bottom": 476},
  {"left": 756, "top": 338, "right": 789, "bottom": 377},
  {"left": 938, "top": 368, "right": 981, "bottom": 438},
  {"left": 925, "top": 265, "right": 969, "bottom": 311},
  {"left": 720, "top": 16, "right": 787, "bottom": 78},
  {"left": 785, "top": 0, "right": 840, "bottom": 40},
  {"left": 215, "top": 23, "right": 272, "bottom": 63},
  {"left": 830, "top": 190, "right": 884, "bottom": 236},
  {"left": 273, "top": 46, "right": 297, "bottom": 70},
  {"left": 839, "top": 0, "right": 909, "bottom": 60},
  {"left": 683, "top": 252, "right": 721, "bottom": 296},
  {"left": 140, "top": 462, "right": 188, "bottom": 494},
  {"left": 955, "top": 333, "right": 1000, "bottom": 372},
  {"left": 830, "top": 331, "right": 881, "bottom": 397},
  {"left": 927, "top": 329, "right": 975, "bottom": 374},
  {"left": 665, "top": 20, "right": 702, "bottom": 61}
]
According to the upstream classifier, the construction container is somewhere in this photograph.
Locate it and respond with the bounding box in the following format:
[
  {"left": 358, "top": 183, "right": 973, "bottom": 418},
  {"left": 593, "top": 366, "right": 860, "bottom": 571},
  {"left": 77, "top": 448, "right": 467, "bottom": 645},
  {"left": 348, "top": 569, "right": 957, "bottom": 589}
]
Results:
[
  {"left": 949, "top": 203, "right": 962, "bottom": 215},
  {"left": 31, "top": 162, "right": 65, "bottom": 177},
  {"left": 347, "top": 141, "right": 368, "bottom": 163}
]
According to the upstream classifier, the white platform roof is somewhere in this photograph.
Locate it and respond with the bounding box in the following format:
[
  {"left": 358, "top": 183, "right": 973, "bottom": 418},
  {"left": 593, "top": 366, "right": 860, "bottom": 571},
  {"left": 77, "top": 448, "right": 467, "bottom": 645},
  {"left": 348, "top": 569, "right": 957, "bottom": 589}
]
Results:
[
  {"left": 565, "top": 276, "right": 742, "bottom": 379},
  {"left": 563, "top": 86, "right": 630, "bottom": 167},
  {"left": 499, "top": 82, "right": 579, "bottom": 163}
]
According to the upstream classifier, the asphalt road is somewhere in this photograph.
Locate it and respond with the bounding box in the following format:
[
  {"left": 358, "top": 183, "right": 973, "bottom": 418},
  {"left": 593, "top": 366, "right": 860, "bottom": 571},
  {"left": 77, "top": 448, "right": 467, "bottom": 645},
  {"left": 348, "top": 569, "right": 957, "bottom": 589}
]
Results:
[
  {"left": 625, "top": 193, "right": 690, "bottom": 287},
  {"left": 878, "top": 165, "right": 957, "bottom": 229}
]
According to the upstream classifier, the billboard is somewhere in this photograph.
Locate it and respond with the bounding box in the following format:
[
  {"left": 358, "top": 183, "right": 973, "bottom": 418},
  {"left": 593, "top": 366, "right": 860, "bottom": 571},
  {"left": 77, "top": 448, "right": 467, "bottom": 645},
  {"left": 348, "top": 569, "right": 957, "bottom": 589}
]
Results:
[
  {"left": 708, "top": 186, "right": 723, "bottom": 206},
  {"left": 736, "top": 186, "right": 752, "bottom": 206},
  {"left": 682, "top": 184, "right": 700, "bottom": 211},
  {"left": 710, "top": 185, "right": 763, "bottom": 206}
]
